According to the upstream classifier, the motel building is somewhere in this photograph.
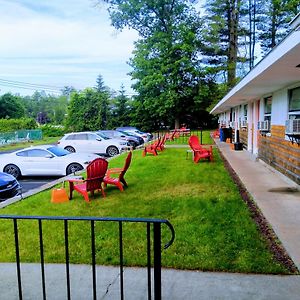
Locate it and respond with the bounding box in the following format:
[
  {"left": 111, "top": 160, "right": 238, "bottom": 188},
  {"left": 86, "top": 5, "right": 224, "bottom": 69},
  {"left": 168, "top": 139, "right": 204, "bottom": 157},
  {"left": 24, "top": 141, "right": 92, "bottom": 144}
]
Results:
[{"left": 211, "top": 13, "right": 300, "bottom": 185}]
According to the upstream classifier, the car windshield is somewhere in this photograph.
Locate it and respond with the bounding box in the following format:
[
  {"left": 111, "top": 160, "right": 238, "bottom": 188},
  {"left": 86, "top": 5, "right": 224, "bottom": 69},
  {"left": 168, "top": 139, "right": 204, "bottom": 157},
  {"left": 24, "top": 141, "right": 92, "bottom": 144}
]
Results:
[{"left": 47, "top": 146, "right": 71, "bottom": 156}]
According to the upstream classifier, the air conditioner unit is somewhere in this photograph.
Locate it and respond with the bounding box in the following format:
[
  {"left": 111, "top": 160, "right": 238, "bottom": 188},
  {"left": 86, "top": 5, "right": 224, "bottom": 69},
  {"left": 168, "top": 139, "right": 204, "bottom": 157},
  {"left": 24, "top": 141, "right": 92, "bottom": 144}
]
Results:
[
  {"left": 258, "top": 121, "right": 270, "bottom": 131},
  {"left": 285, "top": 119, "right": 300, "bottom": 134}
]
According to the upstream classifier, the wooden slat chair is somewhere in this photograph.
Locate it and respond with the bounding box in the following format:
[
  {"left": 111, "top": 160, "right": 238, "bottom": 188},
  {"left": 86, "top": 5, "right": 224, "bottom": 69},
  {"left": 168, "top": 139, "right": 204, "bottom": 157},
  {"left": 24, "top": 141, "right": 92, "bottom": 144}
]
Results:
[
  {"left": 104, "top": 151, "right": 132, "bottom": 192},
  {"left": 165, "top": 130, "right": 177, "bottom": 141},
  {"left": 142, "top": 138, "right": 161, "bottom": 156},
  {"left": 68, "top": 158, "right": 108, "bottom": 202},
  {"left": 157, "top": 134, "right": 166, "bottom": 151},
  {"left": 188, "top": 135, "right": 213, "bottom": 163}
]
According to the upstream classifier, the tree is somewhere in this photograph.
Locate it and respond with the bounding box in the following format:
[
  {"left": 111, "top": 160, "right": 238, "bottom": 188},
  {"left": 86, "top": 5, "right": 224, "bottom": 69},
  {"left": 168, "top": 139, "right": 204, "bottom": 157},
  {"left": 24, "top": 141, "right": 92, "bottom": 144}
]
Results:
[
  {"left": 101, "top": 0, "right": 216, "bottom": 129},
  {"left": 257, "top": 0, "right": 299, "bottom": 54},
  {"left": 19, "top": 91, "right": 68, "bottom": 125},
  {"left": 95, "top": 74, "right": 111, "bottom": 129},
  {"left": 112, "top": 84, "right": 130, "bottom": 127},
  {"left": 61, "top": 86, "right": 76, "bottom": 99},
  {"left": 0, "top": 93, "right": 25, "bottom": 119},
  {"left": 201, "top": 0, "right": 248, "bottom": 88}
]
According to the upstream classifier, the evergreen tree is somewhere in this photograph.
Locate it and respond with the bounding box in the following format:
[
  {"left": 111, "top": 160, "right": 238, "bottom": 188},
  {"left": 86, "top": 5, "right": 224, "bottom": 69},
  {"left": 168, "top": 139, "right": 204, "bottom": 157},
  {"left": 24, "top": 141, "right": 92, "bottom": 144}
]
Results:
[
  {"left": 113, "top": 84, "right": 130, "bottom": 127},
  {"left": 201, "top": 0, "right": 248, "bottom": 88},
  {"left": 95, "top": 74, "right": 111, "bottom": 129},
  {"left": 257, "top": 0, "right": 299, "bottom": 54}
]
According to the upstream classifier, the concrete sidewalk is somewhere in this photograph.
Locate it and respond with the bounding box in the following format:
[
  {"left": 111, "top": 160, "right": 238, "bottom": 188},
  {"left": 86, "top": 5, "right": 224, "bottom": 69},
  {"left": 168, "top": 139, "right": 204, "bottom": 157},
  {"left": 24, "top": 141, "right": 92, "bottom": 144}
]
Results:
[{"left": 1, "top": 263, "right": 300, "bottom": 299}]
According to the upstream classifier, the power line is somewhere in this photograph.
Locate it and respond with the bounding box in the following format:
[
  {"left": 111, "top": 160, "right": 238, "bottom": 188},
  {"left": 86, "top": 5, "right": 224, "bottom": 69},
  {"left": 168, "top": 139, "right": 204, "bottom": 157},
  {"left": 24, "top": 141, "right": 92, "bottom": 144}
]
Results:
[
  {"left": 0, "top": 78, "right": 64, "bottom": 90},
  {"left": 0, "top": 78, "right": 64, "bottom": 94}
]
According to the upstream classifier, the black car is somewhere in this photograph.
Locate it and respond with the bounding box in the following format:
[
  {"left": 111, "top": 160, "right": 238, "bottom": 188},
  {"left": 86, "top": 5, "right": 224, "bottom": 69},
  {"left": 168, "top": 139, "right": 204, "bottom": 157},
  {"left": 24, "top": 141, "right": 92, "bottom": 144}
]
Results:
[
  {"left": 98, "top": 130, "right": 143, "bottom": 148},
  {"left": 0, "top": 171, "right": 21, "bottom": 201}
]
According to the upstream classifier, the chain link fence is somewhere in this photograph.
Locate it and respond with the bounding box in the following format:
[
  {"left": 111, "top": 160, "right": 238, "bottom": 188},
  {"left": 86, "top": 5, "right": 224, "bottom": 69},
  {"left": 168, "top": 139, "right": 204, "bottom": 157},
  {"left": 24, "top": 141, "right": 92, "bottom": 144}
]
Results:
[{"left": 0, "top": 129, "right": 42, "bottom": 145}]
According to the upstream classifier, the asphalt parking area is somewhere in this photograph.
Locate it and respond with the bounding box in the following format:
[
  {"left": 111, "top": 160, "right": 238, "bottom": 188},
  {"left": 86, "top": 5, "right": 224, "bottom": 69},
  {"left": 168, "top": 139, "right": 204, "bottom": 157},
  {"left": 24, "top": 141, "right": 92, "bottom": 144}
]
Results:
[{"left": 19, "top": 176, "right": 62, "bottom": 194}]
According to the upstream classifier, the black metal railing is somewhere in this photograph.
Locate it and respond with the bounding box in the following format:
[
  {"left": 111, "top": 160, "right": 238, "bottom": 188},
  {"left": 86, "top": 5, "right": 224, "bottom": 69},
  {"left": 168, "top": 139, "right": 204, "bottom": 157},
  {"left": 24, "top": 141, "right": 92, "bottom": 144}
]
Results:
[{"left": 0, "top": 215, "right": 175, "bottom": 300}]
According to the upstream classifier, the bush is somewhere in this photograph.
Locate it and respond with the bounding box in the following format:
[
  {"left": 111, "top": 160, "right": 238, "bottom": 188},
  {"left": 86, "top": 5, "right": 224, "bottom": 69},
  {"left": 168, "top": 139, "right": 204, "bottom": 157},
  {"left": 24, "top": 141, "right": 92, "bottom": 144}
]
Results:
[
  {"left": 0, "top": 118, "right": 37, "bottom": 133},
  {"left": 41, "top": 124, "right": 66, "bottom": 137}
]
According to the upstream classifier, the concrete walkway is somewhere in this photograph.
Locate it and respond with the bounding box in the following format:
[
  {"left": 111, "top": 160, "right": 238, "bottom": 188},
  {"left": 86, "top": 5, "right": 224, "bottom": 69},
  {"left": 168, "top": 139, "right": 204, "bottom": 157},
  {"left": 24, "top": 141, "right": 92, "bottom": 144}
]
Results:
[
  {"left": 1, "top": 263, "right": 300, "bottom": 299},
  {"left": 215, "top": 139, "right": 300, "bottom": 271},
  {"left": 1, "top": 141, "right": 300, "bottom": 299}
]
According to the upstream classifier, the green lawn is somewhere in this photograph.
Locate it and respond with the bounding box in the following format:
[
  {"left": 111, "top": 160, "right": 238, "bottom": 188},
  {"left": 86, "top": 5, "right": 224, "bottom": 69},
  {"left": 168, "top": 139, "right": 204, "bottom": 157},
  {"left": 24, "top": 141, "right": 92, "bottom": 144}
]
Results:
[
  {"left": 0, "top": 148, "right": 289, "bottom": 274},
  {"left": 0, "top": 136, "right": 60, "bottom": 151}
]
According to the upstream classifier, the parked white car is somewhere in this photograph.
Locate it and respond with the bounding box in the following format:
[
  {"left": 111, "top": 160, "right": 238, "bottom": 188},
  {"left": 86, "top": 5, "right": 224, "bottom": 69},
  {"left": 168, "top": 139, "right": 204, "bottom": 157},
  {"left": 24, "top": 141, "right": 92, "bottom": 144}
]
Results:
[
  {"left": 57, "top": 132, "right": 129, "bottom": 157},
  {"left": 0, "top": 145, "right": 99, "bottom": 179}
]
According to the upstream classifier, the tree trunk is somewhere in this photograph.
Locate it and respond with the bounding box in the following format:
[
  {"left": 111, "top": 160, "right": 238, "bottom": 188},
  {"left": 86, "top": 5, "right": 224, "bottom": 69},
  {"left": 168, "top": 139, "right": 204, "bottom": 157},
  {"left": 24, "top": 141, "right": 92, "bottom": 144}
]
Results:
[{"left": 227, "top": 0, "right": 240, "bottom": 88}]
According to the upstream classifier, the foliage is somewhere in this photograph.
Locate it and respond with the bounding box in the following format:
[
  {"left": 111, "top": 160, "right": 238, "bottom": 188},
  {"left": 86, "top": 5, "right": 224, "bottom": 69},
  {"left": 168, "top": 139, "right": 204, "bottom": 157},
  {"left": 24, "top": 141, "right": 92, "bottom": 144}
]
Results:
[
  {"left": 0, "top": 118, "right": 37, "bottom": 133},
  {"left": 257, "top": 0, "right": 299, "bottom": 54},
  {"left": 110, "top": 84, "right": 131, "bottom": 128},
  {"left": 40, "top": 124, "right": 66, "bottom": 137},
  {"left": 201, "top": 0, "right": 249, "bottom": 88},
  {"left": 103, "top": 0, "right": 218, "bottom": 130},
  {"left": 0, "top": 93, "right": 25, "bottom": 119},
  {"left": 20, "top": 91, "right": 68, "bottom": 125},
  {"left": 95, "top": 74, "right": 111, "bottom": 128},
  {"left": 0, "top": 148, "right": 289, "bottom": 274},
  {"left": 65, "top": 82, "right": 111, "bottom": 131}
]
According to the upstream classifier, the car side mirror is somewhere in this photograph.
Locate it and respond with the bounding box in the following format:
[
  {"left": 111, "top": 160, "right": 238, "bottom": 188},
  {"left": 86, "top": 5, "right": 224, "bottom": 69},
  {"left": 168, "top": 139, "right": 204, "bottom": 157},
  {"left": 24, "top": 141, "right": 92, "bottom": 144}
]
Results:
[
  {"left": 96, "top": 138, "right": 102, "bottom": 141},
  {"left": 45, "top": 154, "right": 53, "bottom": 158}
]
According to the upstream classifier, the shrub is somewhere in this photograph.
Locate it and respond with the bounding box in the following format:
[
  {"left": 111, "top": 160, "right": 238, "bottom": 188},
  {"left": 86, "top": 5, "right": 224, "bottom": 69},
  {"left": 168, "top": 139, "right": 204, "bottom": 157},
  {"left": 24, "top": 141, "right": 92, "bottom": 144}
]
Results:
[
  {"left": 41, "top": 124, "right": 65, "bottom": 137},
  {"left": 0, "top": 118, "right": 37, "bottom": 132}
]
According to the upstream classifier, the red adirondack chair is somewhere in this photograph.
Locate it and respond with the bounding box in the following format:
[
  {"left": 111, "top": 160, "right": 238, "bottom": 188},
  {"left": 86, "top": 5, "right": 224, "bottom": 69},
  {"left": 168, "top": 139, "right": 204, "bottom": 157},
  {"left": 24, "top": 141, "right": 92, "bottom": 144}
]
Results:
[
  {"left": 143, "top": 138, "right": 160, "bottom": 156},
  {"left": 188, "top": 135, "right": 213, "bottom": 163},
  {"left": 165, "top": 130, "right": 177, "bottom": 141},
  {"left": 104, "top": 151, "right": 132, "bottom": 191},
  {"left": 68, "top": 157, "right": 108, "bottom": 202},
  {"left": 156, "top": 134, "right": 166, "bottom": 151}
]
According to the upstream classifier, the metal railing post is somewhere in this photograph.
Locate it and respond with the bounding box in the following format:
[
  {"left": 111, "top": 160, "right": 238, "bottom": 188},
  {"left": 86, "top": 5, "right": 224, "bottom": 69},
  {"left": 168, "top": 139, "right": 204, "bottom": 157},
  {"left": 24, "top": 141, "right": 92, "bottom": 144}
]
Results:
[
  {"left": 153, "top": 222, "right": 161, "bottom": 300},
  {"left": 13, "top": 219, "right": 23, "bottom": 300}
]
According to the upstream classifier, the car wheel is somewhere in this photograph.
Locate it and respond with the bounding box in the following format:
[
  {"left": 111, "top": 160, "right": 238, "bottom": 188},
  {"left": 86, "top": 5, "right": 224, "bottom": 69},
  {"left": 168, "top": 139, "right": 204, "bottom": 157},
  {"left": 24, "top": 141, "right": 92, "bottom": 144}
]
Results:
[
  {"left": 106, "top": 146, "right": 119, "bottom": 157},
  {"left": 3, "top": 164, "right": 21, "bottom": 179},
  {"left": 66, "top": 163, "right": 83, "bottom": 175},
  {"left": 65, "top": 146, "right": 75, "bottom": 153}
]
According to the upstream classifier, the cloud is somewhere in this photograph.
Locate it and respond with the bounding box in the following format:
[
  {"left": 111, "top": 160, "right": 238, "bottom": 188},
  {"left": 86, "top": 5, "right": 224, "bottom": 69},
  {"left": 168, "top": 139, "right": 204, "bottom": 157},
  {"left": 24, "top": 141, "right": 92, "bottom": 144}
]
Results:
[{"left": 0, "top": 0, "right": 139, "bottom": 95}]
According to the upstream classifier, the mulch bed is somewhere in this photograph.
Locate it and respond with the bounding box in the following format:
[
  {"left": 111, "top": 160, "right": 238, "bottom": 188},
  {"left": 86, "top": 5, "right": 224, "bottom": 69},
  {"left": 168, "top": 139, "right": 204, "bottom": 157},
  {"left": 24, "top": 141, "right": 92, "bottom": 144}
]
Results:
[{"left": 218, "top": 149, "right": 299, "bottom": 274}]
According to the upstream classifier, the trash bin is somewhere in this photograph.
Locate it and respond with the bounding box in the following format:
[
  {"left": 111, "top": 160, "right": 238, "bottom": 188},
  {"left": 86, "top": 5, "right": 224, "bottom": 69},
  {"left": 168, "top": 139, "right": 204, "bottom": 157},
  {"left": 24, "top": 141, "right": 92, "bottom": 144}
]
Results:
[
  {"left": 233, "top": 142, "right": 243, "bottom": 150},
  {"left": 219, "top": 128, "right": 225, "bottom": 142}
]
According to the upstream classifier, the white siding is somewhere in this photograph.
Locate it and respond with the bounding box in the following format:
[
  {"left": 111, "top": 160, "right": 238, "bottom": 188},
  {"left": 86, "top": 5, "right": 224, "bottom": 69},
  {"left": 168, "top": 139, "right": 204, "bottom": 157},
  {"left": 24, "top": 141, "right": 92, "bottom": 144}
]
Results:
[{"left": 272, "top": 89, "right": 288, "bottom": 125}]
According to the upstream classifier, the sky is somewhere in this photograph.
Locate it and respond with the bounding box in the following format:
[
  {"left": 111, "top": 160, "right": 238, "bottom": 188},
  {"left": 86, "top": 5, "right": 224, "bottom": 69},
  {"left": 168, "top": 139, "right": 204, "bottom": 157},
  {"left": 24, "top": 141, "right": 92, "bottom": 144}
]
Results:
[{"left": 0, "top": 0, "right": 139, "bottom": 96}]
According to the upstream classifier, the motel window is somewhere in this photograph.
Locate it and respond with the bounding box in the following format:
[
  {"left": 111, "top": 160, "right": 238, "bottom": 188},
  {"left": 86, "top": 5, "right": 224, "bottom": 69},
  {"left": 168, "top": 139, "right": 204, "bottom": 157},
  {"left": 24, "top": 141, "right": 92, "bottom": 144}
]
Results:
[
  {"left": 264, "top": 96, "right": 272, "bottom": 122},
  {"left": 288, "top": 87, "right": 300, "bottom": 120},
  {"left": 244, "top": 104, "right": 248, "bottom": 121}
]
